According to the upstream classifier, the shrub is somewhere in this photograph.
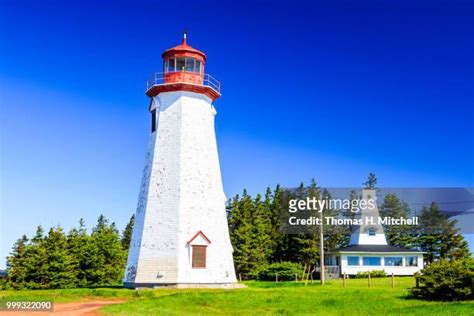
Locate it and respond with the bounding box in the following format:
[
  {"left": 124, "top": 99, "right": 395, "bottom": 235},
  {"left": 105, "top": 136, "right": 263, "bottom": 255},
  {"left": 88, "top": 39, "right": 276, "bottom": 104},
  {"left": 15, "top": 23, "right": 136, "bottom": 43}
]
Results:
[
  {"left": 411, "top": 258, "right": 474, "bottom": 301},
  {"left": 354, "top": 270, "right": 387, "bottom": 278},
  {"left": 252, "top": 262, "right": 304, "bottom": 281}
]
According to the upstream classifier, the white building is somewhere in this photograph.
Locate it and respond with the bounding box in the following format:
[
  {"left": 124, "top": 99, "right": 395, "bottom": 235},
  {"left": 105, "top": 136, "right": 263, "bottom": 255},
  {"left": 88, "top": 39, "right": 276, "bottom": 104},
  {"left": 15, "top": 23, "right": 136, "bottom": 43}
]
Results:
[
  {"left": 328, "top": 189, "right": 424, "bottom": 276},
  {"left": 124, "top": 34, "right": 237, "bottom": 288}
]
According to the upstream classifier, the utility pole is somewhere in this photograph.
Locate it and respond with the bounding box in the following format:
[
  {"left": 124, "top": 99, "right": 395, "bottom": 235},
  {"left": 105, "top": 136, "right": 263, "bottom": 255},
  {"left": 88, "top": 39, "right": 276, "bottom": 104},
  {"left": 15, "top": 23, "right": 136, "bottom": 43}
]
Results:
[{"left": 319, "top": 209, "right": 325, "bottom": 285}]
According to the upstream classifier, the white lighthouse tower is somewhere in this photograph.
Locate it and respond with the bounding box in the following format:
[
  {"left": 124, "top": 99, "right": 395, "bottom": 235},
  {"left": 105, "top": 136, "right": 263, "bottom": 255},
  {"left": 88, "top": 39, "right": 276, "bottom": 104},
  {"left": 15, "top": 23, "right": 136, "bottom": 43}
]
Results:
[
  {"left": 349, "top": 189, "right": 388, "bottom": 246},
  {"left": 124, "top": 33, "right": 237, "bottom": 288}
]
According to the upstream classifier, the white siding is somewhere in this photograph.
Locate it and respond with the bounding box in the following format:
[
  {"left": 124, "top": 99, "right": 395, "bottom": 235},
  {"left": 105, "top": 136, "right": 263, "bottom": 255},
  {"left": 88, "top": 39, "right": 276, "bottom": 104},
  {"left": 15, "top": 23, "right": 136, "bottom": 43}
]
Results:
[
  {"left": 349, "top": 189, "right": 388, "bottom": 246},
  {"left": 124, "top": 91, "right": 237, "bottom": 286}
]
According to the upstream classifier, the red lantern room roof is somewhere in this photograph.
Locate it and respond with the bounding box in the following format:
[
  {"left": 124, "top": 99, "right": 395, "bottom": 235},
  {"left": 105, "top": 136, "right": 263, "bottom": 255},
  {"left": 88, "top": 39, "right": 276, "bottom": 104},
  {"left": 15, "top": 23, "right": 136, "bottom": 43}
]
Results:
[
  {"left": 162, "top": 33, "right": 206, "bottom": 61},
  {"left": 146, "top": 32, "right": 221, "bottom": 101}
]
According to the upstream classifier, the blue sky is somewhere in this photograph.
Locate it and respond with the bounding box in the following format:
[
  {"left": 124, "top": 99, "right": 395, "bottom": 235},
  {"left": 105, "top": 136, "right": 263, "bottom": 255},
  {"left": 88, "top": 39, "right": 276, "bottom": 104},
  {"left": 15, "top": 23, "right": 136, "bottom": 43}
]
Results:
[{"left": 1, "top": 0, "right": 473, "bottom": 267}]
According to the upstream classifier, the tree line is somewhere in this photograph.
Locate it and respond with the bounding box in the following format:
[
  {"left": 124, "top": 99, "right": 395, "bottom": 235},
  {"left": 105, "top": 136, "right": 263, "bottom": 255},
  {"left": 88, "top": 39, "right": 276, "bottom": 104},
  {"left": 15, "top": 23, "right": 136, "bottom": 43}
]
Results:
[
  {"left": 228, "top": 176, "right": 470, "bottom": 279},
  {"left": 4, "top": 174, "right": 470, "bottom": 288},
  {"left": 5, "top": 215, "right": 134, "bottom": 289}
]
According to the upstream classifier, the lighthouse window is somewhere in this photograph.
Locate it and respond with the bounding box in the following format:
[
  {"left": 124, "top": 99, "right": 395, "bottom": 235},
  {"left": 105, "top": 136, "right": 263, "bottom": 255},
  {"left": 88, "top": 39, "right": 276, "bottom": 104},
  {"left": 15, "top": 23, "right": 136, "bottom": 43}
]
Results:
[
  {"left": 192, "top": 245, "right": 207, "bottom": 268},
  {"left": 186, "top": 58, "right": 194, "bottom": 72},
  {"left": 166, "top": 57, "right": 201, "bottom": 73},
  {"left": 167, "top": 58, "right": 175, "bottom": 72},
  {"left": 195, "top": 60, "right": 201, "bottom": 73},
  {"left": 151, "top": 110, "right": 156, "bottom": 133},
  {"left": 176, "top": 58, "right": 186, "bottom": 71},
  {"left": 368, "top": 227, "right": 376, "bottom": 236}
]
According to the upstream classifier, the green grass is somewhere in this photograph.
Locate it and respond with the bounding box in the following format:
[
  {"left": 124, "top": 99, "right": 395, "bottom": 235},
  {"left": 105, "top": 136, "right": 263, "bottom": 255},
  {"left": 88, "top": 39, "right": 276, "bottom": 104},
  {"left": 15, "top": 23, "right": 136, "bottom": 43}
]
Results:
[{"left": 1, "top": 278, "right": 473, "bottom": 315}]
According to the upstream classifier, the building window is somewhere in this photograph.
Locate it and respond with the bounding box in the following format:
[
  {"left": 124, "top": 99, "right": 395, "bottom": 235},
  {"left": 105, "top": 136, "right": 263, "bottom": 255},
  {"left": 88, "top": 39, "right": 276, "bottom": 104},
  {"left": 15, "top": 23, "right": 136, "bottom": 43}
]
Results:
[
  {"left": 185, "top": 58, "right": 194, "bottom": 72},
  {"left": 368, "top": 227, "right": 376, "bottom": 236},
  {"left": 192, "top": 245, "right": 207, "bottom": 268},
  {"left": 406, "top": 256, "right": 418, "bottom": 267},
  {"left": 176, "top": 58, "right": 186, "bottom": 71},
  {"left": 384, "top": 257, "right": 403, "bottom": 266},
  {"left": 362, "top": 257, "right": 381, "bottom": 266},
  {"left": 165, "top": 57, "right": 202, "bottom": 74},
  {"left": 167, "top": 58, "right": 175, "bottom": 72},
  {"left": 151, "top": 110, "right": 156, "bottom": 133},
  {"left": 347, "top": 256, "right": 359, "bottom": 266},
  {"left": 195, "top": 60, "right": 201, "bottom": 73}
]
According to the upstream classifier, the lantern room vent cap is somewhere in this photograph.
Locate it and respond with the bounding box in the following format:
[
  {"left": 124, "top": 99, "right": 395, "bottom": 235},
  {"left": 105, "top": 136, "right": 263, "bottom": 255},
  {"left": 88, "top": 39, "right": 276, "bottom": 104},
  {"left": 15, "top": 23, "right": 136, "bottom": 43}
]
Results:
[{"left": 162, "top": 31, "right": 206, "bottom": 60}]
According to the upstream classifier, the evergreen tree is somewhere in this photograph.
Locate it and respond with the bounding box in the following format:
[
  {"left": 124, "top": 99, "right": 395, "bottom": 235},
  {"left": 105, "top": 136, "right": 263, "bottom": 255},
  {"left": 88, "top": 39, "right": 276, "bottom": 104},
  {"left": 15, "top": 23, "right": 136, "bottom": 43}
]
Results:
[
  {"left": 6, "top": 215, "right": 133, "bottom": 289},
  {"left": 228, "top": 193, "right": 247, "bottom": 276},
  {"left": 121, "top": 214, "right": 135, "bottom": 251},
  {"left": 293, "top": 180, "right": 319, "bottom": 265},
  {"left": 251, "top": 194, "right": 273, "bottom": 267},
  {"left": 89, "top": 215, "right": 127, "bottom": 285},
  {"left": 322, "top": 188, "right": 346, "bottom": 251},
  {"left": 273, "top": 186, "right": 298, "bottom": 262},
  {"left": 228, "top": 190, "right": 256, "bottom": 277},
  {"left": 285, "top": 182, "right": 309, "bottom": 264},
  {"left": 32, "top": 225, "right": 45, "bottom": 243},
  {"left": 261, "top": 187, "right": 278, "bottom": 261},
  {"left": 417, "top": 202, "right": 470, "bottom": 264},
  {"left": 42, "top": 227, "right": 77, "bottom": 289},
  {"left": 6, "top": 235, "right": 29, "bottom": 289},
  {"left": 363, "top": 173, "right": 377, "bottom": 189},
  {"left": 269, "top": 185, "right": 285, "bottom": 262},
  {"left": 67, "top": 219, "right": 93, "bottom": 287},
  {"left": 379, "top": 193, "right": 415, "bottom": 248},
  {"left": 24, "top": 226, "right": 48, "bottom": 288}
]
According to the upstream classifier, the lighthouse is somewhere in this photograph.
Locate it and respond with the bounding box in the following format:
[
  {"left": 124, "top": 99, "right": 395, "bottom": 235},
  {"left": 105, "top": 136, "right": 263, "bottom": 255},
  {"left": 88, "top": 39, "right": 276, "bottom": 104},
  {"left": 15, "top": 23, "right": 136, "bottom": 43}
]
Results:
[{"left": 124, "top": 33, "right": 237, "bottom": 288}]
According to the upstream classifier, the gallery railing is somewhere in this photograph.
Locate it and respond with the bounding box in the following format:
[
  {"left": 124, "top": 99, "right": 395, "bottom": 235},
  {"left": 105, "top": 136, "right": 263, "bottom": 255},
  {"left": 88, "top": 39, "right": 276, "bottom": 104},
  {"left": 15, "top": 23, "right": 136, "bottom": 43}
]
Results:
[{"left": 146, "top": 72, "right": 221, "bottom": 94}]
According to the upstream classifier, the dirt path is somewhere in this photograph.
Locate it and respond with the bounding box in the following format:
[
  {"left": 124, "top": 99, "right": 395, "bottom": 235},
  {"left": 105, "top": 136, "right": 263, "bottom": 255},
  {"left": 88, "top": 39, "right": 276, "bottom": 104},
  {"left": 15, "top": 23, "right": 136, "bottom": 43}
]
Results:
[{"left": 3, "top": 300, "right": 126, "bottom": 316}]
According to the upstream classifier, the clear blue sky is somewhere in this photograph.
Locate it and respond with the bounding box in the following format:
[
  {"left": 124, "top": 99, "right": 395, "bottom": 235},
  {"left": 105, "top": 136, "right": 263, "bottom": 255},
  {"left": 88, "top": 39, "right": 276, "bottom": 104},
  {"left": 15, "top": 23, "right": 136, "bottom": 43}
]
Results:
[{"left": 1, "top": 0, "right": 473, "bottom": 267}]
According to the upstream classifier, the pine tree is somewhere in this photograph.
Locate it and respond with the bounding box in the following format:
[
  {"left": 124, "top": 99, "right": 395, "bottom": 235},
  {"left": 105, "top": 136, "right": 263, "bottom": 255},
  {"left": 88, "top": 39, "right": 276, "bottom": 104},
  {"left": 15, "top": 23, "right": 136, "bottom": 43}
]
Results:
[
  {"left": 42, "top": 227, "right": 77, "bottom": 289},
  {"left": 363, "top": 173, "right": 377, "bottom": 189},
  {"left": 417, "top": 202, "right": 470, "bottom": 264},
  {"left": 6, "top": 235, "right": 29, "bottom": 289},
  {"left": 249, "top": 194, "right": 273, "bottom": 270},
  {"left": 67, "top": 218, "right": 93, "bottom": 287},
  {"left": 228, "top": 190, "right": 256, "bottom": 278},
  {"left": 121, "top": 214, "right": 135, "bottom": 251},
  {"left": 6, "top": 215, "right": 135, "bottom": 289},
  {"left": 285, "top": 182, "right": 311, "bottom": 264},
  {"left": 25, "top": 226, "right": 48, "bottom": 288},
  {"left": 379, "top": 193, "right": 415, "bottom": 248},
  {"left": 322, "top": 188, "right": 346, "bottom": 251},
  {"left": 275, "top": 186, "right": 299, "bottom": 262},
  {"left": 89, "top": 215, "right": 127, "bottom": 285},
  {"left": 269, "top": 184, "right": 285, "bottom": 262},
  {"left": 294, "top": 179, "right": 319, "bottom": 265}
]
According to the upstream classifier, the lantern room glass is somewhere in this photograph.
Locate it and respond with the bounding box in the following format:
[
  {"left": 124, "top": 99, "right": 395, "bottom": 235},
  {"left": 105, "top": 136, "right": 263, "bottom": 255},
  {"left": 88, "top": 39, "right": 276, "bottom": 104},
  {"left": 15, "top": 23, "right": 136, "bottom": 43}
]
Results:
[{"left": 164, "top": 57, "right": 202, "bottom": 74}]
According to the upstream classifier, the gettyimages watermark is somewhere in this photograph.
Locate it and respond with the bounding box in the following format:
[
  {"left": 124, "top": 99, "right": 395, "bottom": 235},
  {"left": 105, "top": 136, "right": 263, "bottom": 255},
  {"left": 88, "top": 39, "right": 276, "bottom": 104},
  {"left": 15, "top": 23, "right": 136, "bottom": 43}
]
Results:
[
  {"left": 281, "top": 187, "right": 474, "bottom": 234},
  {"left": 287, "top": 196, "right": 419, "bottom": 226}
]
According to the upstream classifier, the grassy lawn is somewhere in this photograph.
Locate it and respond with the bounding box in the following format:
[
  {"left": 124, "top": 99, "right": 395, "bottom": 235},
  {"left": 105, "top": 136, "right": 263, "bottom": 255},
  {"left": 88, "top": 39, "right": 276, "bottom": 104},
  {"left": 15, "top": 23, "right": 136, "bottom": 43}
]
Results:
[{"left": 1, "top": 278, "right": 473, "bottom": 315}]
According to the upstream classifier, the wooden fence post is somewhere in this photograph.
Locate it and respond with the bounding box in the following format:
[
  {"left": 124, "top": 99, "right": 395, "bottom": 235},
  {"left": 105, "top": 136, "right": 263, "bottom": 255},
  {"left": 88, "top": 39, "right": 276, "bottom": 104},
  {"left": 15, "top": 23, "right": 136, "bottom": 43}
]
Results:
[
  {"left": 343, "top": 273, "right": 346, "bottom": 288},
  {"left": 295, "top": 273, "right": 298, "bottom": 282},
  {"left": 276, "top": 273, "right": 278, "bottom": 282},
  {"left": 239, "top": 273, "right": 242, "bottom": 282},
  {"left": 391, "top": 273, "right": 395, "bottom": 288},
  {"left": 416, "top": 277, "right": 419, "bottom": 288},
  {"left": 368, "top": 273, "right": 371, "bottom": 288}
]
